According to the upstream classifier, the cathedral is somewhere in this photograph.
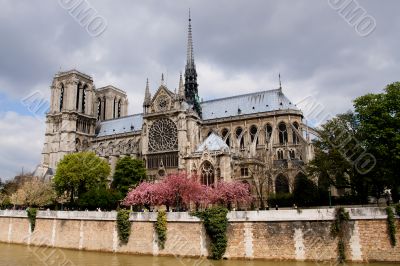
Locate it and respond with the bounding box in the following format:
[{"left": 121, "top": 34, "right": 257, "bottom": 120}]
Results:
[{"left": 35, "top": 15, "right": 315, "bottom": 198}]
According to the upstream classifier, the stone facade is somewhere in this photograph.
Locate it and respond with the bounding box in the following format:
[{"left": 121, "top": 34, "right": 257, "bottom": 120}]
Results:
[{"left": 35, "top": 16, "right": 316, "bottom": 203}]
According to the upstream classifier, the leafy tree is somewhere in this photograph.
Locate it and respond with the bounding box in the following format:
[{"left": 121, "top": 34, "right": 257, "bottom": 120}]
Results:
[
  {"left": 53, "top": 152, "right": 110, "bottom": 204},
  {"left": 112, "top": 157, "right": 146, "bottom": 195},
  {"left": 307, "top": 112, "right": 368, "bottom": 203},
  {"left": 78, "top": 187, "right": 121, "bottom": 210},
  {"left": 292, "top": 173, "right": 318, "bottom": 206},
  {"left": 10, "top": 178, "right": 56, "bottom": 207},
  {"left": 354, "top": 82, "right": 400, "bottom": 202}
]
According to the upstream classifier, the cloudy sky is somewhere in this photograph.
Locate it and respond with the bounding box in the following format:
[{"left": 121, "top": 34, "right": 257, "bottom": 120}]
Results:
[{"left": 0, "top": 0, "right": 399, "bottom": 179}]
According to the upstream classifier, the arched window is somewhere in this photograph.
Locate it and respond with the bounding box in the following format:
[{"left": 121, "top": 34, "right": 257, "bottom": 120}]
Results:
[
  {"left": 200, "top": 161, "right": 214, "bottom": 186},
  {"left": 235, "top": 127, "right": 244, "bottom": 149},
  {"left": 277, "top": 150, "right": 284, "bottom": 160},
  {"left": 221, "top": 128, "right": 230, "bottom": 146},
  {"left": 59, "top": 84, "right": 64, "bottom": 112},
  {"left": 76, "top": 83, "right": 80, "bottom": 110},
  {"left": 265, "top": 124, "right": 273, "bottom": 143},
  {"left": 113, "top": 98, "right": 117, "bottom": 118},
  {"left": 292, "top": 122, "right": 299, "bottom": 144},
  {"left": 97, "top": 97, "right": 102, "bottom": 120},
  {"left": 275, "top": 174, "right": 289, "bottom": 194},
  {"left": 102, "top": 96, "right": 106, "bottom": 120},
  {"left": 81, "top": 85, "right": 87, "bottom": 114},
  {"left": 289, "top": 150, "right": 295, "bottom": 159},
  {"left": 250, "top": 125, "right": 258, "bottom": 145},
  {"left": 278, "top": 122, "right": 288, "bottom": 145},
  {"left": 118, "top": 99, "right": 122, "bottom": 118}
]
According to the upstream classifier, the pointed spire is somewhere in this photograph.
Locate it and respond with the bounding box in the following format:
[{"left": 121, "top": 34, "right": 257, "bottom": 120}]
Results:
[
  {"left": 279, "top": 73, "right": 282, "bottom": 91},
  {"left": 186, "top": 8, "right": 195, "bottom": 68},
  {"left": 143, "top": 78, "right": 151, "bottom": 106},
  {"left": 178, "top": 72, "right": 185, "bottom": 99},
  {"left": 161, "top": 73, "right": 165, "bottom": 86}
]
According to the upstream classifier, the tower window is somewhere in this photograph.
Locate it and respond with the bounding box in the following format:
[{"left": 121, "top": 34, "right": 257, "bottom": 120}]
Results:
[
  {"left": 81, "top": 85, "right": 87, "bottom": 114},
  {"left": 118, "top": 99, "right": 122, "bottom": 118},
  {"left": 97, "top": 97, "right": 102, "bottom": 120},
  {"left": 59, "top": 84, "right": 64, "bottom": 112}
]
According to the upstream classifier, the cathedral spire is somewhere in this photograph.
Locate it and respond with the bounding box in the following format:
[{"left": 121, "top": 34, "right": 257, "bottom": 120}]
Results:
[
  {"left": 143, "top": 78, "right": 151, "bottom": 107},
  {"left": 186, "top": 9, "right": 195, "bottom": 68},
  {"left": 184, "top": 9, "right": 202, "bottom": 117}
]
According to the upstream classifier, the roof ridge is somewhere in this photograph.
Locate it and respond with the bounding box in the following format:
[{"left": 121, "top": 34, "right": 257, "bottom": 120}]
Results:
[
  {"left": 200, "top": 88, "right": 282, "bottom": 104},
  {"left": 100, "top": 113, "right": 143, "bottom": 123}
]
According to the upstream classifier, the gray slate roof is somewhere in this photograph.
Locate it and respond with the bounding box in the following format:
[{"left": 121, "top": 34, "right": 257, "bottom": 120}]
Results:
[
  {"left": 200, "top": 89, "right": 299, "bottom": 120},
  {"left": 97, "top": 114, "right": 143, "bottom": 137},
  {"left": 196, "top": 133, "right": 229, "bottom": 153},
  {"left": 96, "top": 89, "right": 298, "bottom": 137}
]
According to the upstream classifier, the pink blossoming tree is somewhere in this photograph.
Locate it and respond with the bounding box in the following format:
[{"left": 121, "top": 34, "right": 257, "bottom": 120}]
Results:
[{"left": 123, "top": 173, "right": 252, "bottom": 210}]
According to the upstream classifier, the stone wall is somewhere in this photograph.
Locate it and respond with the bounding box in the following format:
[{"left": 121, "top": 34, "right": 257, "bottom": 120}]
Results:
[{"left": 0, "top": 207, "right": 398, "bottom": 262}]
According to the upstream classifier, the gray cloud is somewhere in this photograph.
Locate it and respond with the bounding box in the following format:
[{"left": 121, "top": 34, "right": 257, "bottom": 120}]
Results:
[{"left": 0, "top": 0, "right": 400, "bottom": 178}]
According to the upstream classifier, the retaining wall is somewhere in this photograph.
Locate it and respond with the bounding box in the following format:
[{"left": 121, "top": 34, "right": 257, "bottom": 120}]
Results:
[{"left": 0, "top": 207, "right": 398, "bottom": 262}]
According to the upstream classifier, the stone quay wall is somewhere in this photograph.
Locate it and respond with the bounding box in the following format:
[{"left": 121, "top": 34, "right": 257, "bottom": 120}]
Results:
[{"left": 0, "top": 207, "right": 399, "bottom": 262}]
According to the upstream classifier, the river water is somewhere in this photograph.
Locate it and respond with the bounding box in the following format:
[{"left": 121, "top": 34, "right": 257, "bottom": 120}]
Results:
[{"left": 0, "top": 242, "right": 396, "bottom": 266}]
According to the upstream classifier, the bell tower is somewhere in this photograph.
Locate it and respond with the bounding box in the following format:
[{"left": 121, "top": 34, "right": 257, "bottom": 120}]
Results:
[{"left": 40, "top": 70, "right": 97, "bottom": 174}]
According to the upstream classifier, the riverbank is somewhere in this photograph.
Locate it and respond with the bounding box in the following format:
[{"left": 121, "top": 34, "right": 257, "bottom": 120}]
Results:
[{"left": 0, "top": 207, "right": 398, "bottom": 262}]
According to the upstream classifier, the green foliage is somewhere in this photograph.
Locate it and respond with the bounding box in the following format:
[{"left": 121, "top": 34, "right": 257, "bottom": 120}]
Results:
[
  {"left": 293, "top": 174, "right": 318, "bottom": 206},
  {"left": 307, "top": 112, "right": 367, "bottom": 203},
  {"left": 155, "top": 210, "right": 167, "bottom": 249},
  {"left": 0, "top": 195, "right": 12, "bottom": 209},
  {"left": 395, "top": 204, "right": 400, "bottom": 216},
  {"left": 112, "top": 157, "right": 146, "bottom": 196},
  {"left": 78, "top": 187, "right": 122, "bottom": 210},
  {"left": 331, "top": 207, "right": 350, "bottom": 263},
  {"left": 116, "top": 209, "right": 131, "bottom": 244},
  {"left": 53, "top": 152, "right": 110, "bottom": 204},
  {"left": 26, "top": 208, "right": 37, "bottom": 232},
  {"left": 268, "top": 193, "right": 294, "bottom": 207},
  {"left": 386, "top": 207, "right": 397, "bottom": 247},
  {"left": 193, "top": 207, "right": 228, "bottom": 260},
  {"left": 354, "top": 83, "right": 400, "bottom": 202}
]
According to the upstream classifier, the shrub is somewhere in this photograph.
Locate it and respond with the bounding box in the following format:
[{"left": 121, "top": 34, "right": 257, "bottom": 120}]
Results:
[
  {"left": 155, "top": 210, "right": 167, "bottom": 249},
  {"left": 193, "top": 207, "right": 228, "bottom": 260},
  {"left": 268, "top": 193, "right": 294, "bottom": 207},
  {"left": 116, "top": 209, "right": 131, "bottom": 244},
  {"left": 26, "top": 208, "right": 37, "bottom": 232}
]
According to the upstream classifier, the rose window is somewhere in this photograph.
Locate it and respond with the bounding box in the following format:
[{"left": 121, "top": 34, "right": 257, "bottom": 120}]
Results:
[{"left": 148, "top": 118, "right": 178, "bottom": 152}]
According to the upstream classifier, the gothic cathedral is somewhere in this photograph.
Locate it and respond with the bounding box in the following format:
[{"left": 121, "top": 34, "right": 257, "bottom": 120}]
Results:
[{"left": 35, "top": 15, "right": 315, "bottom": 198}]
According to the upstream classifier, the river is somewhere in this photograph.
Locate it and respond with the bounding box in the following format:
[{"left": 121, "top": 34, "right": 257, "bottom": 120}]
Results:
[{"left": 0, "top": 242, "right": 397, "bottom": 266}]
